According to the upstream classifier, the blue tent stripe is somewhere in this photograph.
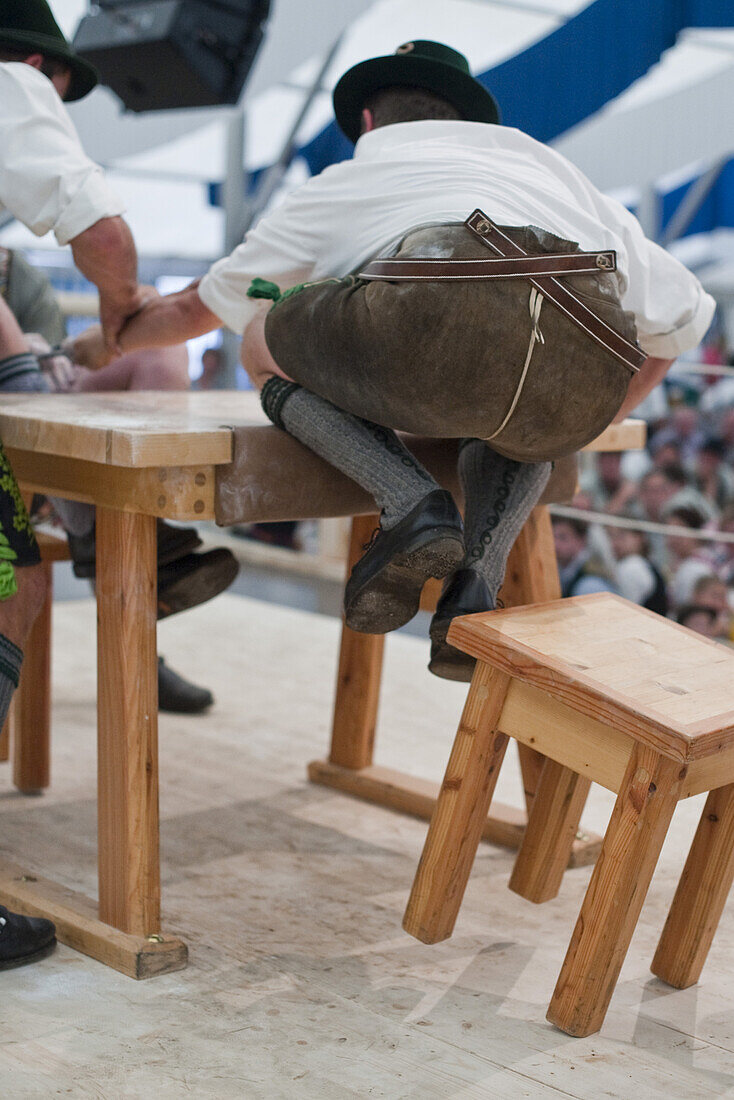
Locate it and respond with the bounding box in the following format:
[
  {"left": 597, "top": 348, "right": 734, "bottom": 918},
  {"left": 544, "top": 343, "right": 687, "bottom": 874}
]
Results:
[
  {"left": 212, "top": 0, "right": 734, "bottom": 229},
  {"left": 661, "top": 158, "right": 734, "bottom": 238}
]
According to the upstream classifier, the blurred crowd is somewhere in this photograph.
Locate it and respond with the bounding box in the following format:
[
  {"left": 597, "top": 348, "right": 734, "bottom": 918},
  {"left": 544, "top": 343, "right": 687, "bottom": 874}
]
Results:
[{"left": 556, "top": 357, "right": 734, "bottom": 644}]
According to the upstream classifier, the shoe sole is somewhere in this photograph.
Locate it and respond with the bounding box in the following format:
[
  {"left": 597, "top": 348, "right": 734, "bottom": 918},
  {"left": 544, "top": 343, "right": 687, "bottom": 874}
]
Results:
[
  {"left": 0, "top": 938, "right": 56, "bottom": 970},
  {"left": 157, "top": 556, "right": 239, "bottom": 620},
  {"left": 345, "top": 528, "right": 464, "bottom": 634},
  {"left": 428, "top": 616, "right": 477, "bottom": 682}
]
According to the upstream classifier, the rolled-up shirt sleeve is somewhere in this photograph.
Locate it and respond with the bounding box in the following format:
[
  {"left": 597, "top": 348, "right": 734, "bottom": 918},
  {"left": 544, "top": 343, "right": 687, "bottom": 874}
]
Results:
[
  {"left": 598, "top": 193, "right": 716, "bottom": 358},
  {"left": 0, "top": 63, "right": 124, "bottom": 245},
  {"left": 198, "top": 180, "right": 330, "bottom": 334}
]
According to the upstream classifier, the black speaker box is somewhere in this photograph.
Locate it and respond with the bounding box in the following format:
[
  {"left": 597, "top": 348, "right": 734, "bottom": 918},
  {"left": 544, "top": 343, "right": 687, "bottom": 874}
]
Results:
[{"left": 73, "top": 1, "right": 271, "bottom": 112}]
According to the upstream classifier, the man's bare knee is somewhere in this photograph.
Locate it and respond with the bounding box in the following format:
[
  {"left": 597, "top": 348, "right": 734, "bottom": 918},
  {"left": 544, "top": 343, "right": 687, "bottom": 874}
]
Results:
[{"left": 0, "top": 564, "right": 49, "bottom": 649}]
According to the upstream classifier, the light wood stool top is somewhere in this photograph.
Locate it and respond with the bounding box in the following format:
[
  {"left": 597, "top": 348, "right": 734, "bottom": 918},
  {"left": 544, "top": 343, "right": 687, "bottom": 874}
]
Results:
[
  {"left": 404, "top": 594, "right": 734, "bottom": 1037},
  {"left": 449, "top": 593, "right": 734, "bottom": 766}
]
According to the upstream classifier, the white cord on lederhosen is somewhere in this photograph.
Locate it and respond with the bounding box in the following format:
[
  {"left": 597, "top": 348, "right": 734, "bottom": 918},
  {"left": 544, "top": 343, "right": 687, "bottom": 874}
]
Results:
[{"left": 485, "top": 287, "right": 545, "bottom": 442}]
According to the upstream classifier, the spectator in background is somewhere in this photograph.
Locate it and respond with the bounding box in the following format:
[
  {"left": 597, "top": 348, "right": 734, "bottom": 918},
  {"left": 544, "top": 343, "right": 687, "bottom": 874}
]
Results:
[
  {"left": 677, "top": 603, "right": 720, "bottom": 639},
  {"left": 650, "top": 439, "right": 683, "bottom": 471},
  {"left": 666, "top": 505, "right": 713, "bottom": 611},
  {"left": 608, "top": 521, "right": 667, "bottom": 615},
  {"left": 553, "top": 516, "right": 617, "bottom": 598},
  {"left": 721, "top": 408, "right": 734, "bottom": 464},
  {"left": 638, "top": 466, "right": 687, "bottom": 524},
  {"left": 695, "top": 436, "right": 734, "bottom": 513},
  {"left": 196, "top": 347, "right": 224, "bottom": 390},
  {"left": 691, "top": 574, "right": 732, "bottom": 640},
  {"left": 710, "top": 504, "right": 734, "bottom": 588},
  {"left": 652, "top": 406, "right": 706, "bottom": 469}
]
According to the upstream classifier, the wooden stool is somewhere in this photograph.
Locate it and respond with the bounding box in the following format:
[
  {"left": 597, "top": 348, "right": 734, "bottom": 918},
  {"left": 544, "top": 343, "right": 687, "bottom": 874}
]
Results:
[{"left": 404, "top": 593, "right": 734, "bottom": 1037}]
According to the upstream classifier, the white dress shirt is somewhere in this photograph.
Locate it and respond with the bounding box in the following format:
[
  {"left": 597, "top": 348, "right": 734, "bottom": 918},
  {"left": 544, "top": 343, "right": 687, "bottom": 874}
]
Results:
[
  {"left": 0, "top": 63, "right": 124, "bottom": 245},
  {"left": 199, "top": 120, "right": 715, "bottom": 358}
]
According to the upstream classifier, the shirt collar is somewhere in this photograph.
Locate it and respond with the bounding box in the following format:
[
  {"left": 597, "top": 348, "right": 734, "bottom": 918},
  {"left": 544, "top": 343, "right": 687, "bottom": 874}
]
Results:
[{"left": 353, "top": 120, "right": 493, "bottom": 160}]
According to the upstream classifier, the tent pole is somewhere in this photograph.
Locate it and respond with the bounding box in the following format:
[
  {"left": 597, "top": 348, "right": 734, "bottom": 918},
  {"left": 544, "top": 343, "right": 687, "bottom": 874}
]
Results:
[{"left": 220, "top": 104, "right": 248, "bottom": 388}]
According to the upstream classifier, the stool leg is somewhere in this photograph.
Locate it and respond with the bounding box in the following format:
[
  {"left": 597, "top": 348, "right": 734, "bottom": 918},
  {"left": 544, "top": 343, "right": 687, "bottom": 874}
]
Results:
[
  {"left": 547, "top": 745, "right": 682, "bottom": 1037},
  {"left": 504, "top": 506, "right": 563, "bottom": 817},
  {"left": 509, "top": 760, "right": 590, "bottom": 903},
  {"left": 328, "top": 514, "right": 385, "bottom": 769},
  {"left": 652, "top": 782, "right": 734, "bottom": 989},
  {"left": 96, "top": 508, "right": 160, "bottom": 935},
  {"left": 403, "top": 663, "right": 512, "bottom": 944},
  {"left": 12, "top": 561, "right": 53, "bottom": 793}
]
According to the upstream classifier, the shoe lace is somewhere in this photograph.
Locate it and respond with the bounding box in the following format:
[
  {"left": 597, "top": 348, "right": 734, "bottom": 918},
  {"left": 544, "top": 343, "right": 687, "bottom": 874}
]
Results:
[{"left": 361, "top": 525, "right": 382, "bottom": 553}]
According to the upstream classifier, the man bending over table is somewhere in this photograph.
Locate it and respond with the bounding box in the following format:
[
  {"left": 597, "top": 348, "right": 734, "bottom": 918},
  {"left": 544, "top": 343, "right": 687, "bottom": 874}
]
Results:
[{"left": 72, "top": 40, "right": 715, "bottom": 681}]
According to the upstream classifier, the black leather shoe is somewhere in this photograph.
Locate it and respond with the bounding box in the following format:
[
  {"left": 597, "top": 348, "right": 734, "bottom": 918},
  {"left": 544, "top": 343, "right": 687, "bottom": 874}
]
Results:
[
  {"left": 157, "top": 548, "right": 239, "bottom": 620},
  {"left": 158, "top": 657, "right": 214, "bottom": 713},
  {"left": 0, "top": 905, "right": 56, "bottom": 970},
  {"left": 68, "top": 519, "right": 202, "bottom": 579},
  {"left": 429, "top": 568, "right": 495, "bottom": 681},
  {"left": 344, "top": 490, "right": 464, "bottom": 634}
]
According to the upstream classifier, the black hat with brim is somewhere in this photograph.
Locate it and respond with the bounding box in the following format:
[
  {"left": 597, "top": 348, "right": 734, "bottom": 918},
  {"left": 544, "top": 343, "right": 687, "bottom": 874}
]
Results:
[
  {"left": 333, "top": 39, "right": 500, "bottom": 144},
  {"left": 0, "top": 0, "right": 98, "bottom": 101}
]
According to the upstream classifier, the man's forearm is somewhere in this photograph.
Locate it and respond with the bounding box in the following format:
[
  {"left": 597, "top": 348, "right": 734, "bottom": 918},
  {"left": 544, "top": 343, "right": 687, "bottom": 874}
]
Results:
[
  {"left": 613, "top": 356, "right": 674, "bottom": 421},
  {"left": 0, "top": 297, "right": 27, "bottom": 358},
  {"left": 69, "top": 216, "right": 139, "bottom": 314},
  {"left": 118, "top": 284, "right": 221, "bottom": 352}
]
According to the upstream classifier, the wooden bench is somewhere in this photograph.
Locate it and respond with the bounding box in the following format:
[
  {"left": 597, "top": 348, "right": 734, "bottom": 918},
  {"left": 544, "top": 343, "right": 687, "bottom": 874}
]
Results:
[
  {"left": 0, "top": 391, "right": 643, "bottom": 975},
  {"left": 404, "top": 594, "right": 734, "bottom": 1036}
]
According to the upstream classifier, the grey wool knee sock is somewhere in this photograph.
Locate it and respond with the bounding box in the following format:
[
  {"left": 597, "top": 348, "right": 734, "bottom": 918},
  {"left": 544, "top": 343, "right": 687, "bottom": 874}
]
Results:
[
  {"left": 261, "top": 378, "right": 439, "bottom": 529},
  {"left": 0, "top": 633, "right": 22, "bottom": 729},
  {"left": 459, "top": 439, "right": 551, "bottom": 601}
]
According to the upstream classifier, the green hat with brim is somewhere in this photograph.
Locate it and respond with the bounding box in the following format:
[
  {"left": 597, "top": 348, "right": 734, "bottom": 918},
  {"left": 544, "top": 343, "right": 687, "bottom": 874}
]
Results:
[
  {"left": 0, "top": 0, "right": 98, "bottom": 101},
  {"left": 333, "top": 39, "right": 500, "bottom": 145}
]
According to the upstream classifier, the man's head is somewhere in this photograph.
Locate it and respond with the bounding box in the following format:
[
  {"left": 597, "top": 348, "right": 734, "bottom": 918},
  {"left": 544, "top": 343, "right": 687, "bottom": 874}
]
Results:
[
  {"left": 552, "top": 517, "right": 588, "bottom": 568},
  {"left": 333, "top": 40, "right": 499, "bottom": 144},
  {"left": 0, "top": 0, "right": 97, "bottom": 101},
  {"left": 360, "top": 85, "right": 462, "bottom": 136},
  {"left": 638, "top": 464, "right": 686, "bottom": 521}
]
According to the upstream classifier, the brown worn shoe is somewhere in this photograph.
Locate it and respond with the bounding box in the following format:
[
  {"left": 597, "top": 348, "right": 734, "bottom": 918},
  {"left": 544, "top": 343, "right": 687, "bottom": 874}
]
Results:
[
  {"left": 157, "top": 548, "right": 239, "bottom": 620},
  {"left": 344, "top": 490, "right": 464, "bottom": 634}
]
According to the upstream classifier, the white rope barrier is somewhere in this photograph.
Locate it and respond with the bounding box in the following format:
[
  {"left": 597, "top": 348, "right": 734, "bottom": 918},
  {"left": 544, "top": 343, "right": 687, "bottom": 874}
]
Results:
[
  {"left": 548, "top": 504, "right": 734, "bottom": 544},
  {"left": 670, "top": 361, "right": 734, "bottom": 378}
]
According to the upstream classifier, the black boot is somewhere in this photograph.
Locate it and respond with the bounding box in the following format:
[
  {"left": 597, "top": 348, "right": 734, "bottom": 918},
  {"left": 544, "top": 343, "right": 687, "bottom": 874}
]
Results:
[
  {"left": 158, "top": 658, "right": 214, "bottom": 714},
  {"left": 344, "top": 490, "right": 464, "bottom": 634},
  {"left": 429, "top": 568, "right": 494, "bottom": 681},
  {"left": 0, "top": 906, "right": 56, "bottom": 970}
]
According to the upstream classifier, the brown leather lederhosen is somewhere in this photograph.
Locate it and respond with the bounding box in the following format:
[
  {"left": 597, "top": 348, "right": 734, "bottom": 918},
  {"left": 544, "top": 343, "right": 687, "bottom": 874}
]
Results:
[{"left": 263, "top": 210, "right": 644, "bottom": 462}]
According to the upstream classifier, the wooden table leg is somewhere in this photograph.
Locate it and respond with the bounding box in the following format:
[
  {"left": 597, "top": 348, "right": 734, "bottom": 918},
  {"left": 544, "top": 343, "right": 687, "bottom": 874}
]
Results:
[
  {"left": 317, "top": 514, "right": 385, "bottom": 772},
  {"left": 0, "top": 715, "right": 8, "bottom": 762},
  {"left": 403, "top": 663, "right": 511, "bottom": 945},
  {"left": 509, "top": 760, "right": 591, "bottom": 903},
  {"left": 547, "top": 745, "right": 682, "bottom": 1037},
  {"left": 11, "top": 561, "right": 52, "bottom": 794},
  {"left": 96, "top": 507, "right": 160, "bottom": 936},
  {"left": 652, "top": 782, "right": 734, "bottom": 990}
]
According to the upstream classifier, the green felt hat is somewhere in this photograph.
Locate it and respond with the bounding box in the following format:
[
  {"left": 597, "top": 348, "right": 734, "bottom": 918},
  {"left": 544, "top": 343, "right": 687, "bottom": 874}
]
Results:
[
  {"left": 0, "top": 0, "right": 98, "bottom": 101},
  {"left": 333, "top": 39, "right": 500, "bottom": 144}
]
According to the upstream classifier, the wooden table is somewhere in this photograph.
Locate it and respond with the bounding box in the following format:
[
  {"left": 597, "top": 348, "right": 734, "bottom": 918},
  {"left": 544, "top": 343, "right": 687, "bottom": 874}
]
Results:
[{"left": 0, "top": 391, "right": 644, "bottom": 977}]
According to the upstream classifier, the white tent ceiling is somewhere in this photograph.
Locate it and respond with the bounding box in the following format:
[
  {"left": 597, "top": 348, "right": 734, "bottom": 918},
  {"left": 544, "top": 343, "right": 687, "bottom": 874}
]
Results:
[{"left": 2, "top": 1, "right": 733, "bottom": 262}]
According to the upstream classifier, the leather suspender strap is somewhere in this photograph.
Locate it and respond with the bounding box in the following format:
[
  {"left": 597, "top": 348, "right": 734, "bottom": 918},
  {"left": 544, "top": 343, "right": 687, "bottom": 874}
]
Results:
[
  {"left": 464, "top": 209, "right": 645, "bottom": 373},
  {"left": 359, "top": 250, "right": 618, "bottom": 281}
]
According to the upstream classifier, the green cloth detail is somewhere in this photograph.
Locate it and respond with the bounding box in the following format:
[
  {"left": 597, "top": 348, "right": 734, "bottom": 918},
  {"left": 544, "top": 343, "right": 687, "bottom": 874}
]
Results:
[
  {"left": 0, "top": 562, "right": 17, "bottom": 601},
  {"left": 248, "top": 276, "right": 345, "bottom": 311},
  {"left": 247, "top": 278, "right": 283, "bottom": 302}
]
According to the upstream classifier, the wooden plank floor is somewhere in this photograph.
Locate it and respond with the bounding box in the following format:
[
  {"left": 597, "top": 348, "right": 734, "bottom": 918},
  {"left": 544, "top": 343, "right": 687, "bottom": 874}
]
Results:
[{"left": 1, "top": 594, "right": 734, "bottom": 1098}]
